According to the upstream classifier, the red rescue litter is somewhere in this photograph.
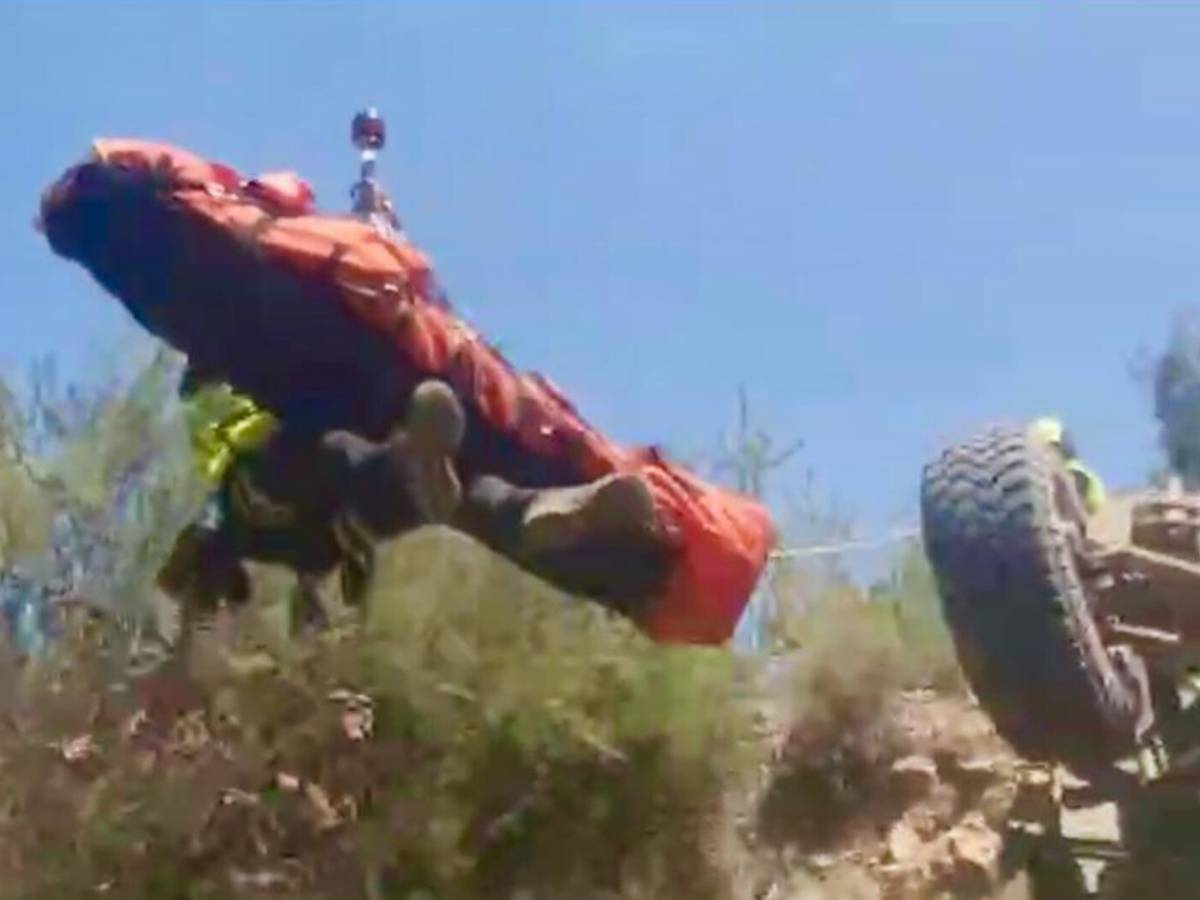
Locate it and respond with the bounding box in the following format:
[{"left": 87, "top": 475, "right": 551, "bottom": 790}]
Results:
[{"left": 44, "top": 139, "right": 778, "bottom": 645}]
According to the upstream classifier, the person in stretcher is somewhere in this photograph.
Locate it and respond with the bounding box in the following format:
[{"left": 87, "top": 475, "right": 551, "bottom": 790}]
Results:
[{"left": 36, "top": 111, "right": 775, "bottom": 646}]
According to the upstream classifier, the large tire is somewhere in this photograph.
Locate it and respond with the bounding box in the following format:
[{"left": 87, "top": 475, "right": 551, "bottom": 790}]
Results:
[{"left": 920, "top": 425, "right": 1143, "bottom": 771}]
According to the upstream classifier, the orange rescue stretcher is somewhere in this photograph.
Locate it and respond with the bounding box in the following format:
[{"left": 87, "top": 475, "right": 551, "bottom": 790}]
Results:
[{"left": 38, "top": 138, "right": 776, "bottom": 645}]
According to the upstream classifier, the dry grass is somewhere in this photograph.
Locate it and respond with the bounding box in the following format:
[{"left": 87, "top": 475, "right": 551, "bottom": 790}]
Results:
[{"left": 0, "top": 529, "right": 766, "bottom": 900}]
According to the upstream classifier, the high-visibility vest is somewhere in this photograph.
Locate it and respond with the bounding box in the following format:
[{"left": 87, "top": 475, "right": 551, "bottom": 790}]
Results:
[
  {"left": 187, "top": 387, "right": 279, "bottom": 484},
  {"left": 1066, "top": 459, "right": 1107, "bottom": 516},
  {"left": 1028, "top": 417, "right": 1106, "bottom": 514}
]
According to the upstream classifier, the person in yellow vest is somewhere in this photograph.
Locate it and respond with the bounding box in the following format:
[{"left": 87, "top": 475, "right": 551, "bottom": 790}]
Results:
[
  {"left": 1028, "top": 416, "right": 1107, "bottom": 518},
  {"left": 157, "top": 380, "right": 285, "bottom": 623},
  {"left": 159, "top": 372, "right": 466, "bottom": 631},
  {"left": 162, "top": 366, "right": 673, "bottom": 639}
]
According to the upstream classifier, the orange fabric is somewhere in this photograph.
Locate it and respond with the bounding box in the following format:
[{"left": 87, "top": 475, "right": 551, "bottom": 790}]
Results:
[
  {"left": 245, "top": 172, "right": 315, "bottom": 216},
  {"left": 87, "top": 137, "right": 776, "bottom": 644},
  {"left": 635, "top": 455, "right": 776, "bottom": 644},
  {"left": 92, "top": 138, "right": 241, "bottom": 192}
]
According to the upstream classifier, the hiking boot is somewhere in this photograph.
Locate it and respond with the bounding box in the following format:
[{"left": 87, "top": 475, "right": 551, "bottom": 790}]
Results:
[
  {"left": 519, "top": 472, "right": 658, "bottom": 556},
  {"left": 458, "top": 472, "right": 670, "bottom": 612},
  {"left": 395, "top": 379, "right": 466, "bottom": 524}
]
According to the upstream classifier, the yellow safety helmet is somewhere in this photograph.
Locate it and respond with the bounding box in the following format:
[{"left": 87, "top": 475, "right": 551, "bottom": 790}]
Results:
[
  {"left": 1029, "top": 415, "right": 1082, "bottom": 460},
  {"left": 1028, "top": 416, "right": 1066, "bottom": 449}
]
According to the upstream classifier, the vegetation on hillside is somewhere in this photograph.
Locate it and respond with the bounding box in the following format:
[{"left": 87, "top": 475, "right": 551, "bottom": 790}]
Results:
[{"left": 0, "top": 350, "right": 962, "bottom": 899}]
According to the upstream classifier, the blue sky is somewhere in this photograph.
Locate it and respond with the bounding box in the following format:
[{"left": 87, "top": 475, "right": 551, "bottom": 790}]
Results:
[{"left": 4, "top": 2, "right": 1200, "bottom": 552}]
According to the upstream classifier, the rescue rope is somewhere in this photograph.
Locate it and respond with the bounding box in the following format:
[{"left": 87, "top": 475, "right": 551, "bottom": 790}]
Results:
[{"left": 769, "top": 526, "right": 921, "bottom": 560}]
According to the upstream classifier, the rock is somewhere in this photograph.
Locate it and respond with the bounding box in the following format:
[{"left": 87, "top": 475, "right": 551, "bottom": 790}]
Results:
[
  {"left": 923, "top": 781, "right": 961, "bottom": 830},
  {"left": 60, "top": 733, "right": 98, "bottom": 764},
  {"left": 877, "top": 818, "right": 939, "bottom": 900},
  {"left": 1009, "top": 765, "right": 1057, "bottom": 825},
  {"left": 876, "top": 860, "right": 930, "bottom": 900},
  {"left": 940, "top": 812, "right": 1003, "bottom": 893},
  {"left": 812, "top": 866, "right": 882, "bottom": 900},
  {"left": 945, "top": 753, "right": 1014, "bottom": 794},
  {"left": 808, "top": 852, "right": 840, "bottom": 871},
  {"left": 304, "top": 781, "right": 341, "bottom": 830},
  {"left": 951, "top": 812, "right": 1001, "bottom": 867},
  {"left": 889, "top": 755, "right": 938, "bottom": 800},
  {"left": 1060, "top": 799, "right": 1122, "bottom": 845},
  {"left": 884, "top": 819, "right": 925, "bottom": 865},
  {"left": 979, "top": 780, "right": 1019, "bottom": 830},
  {"left": 903, "top": 805, "right": 942, "bottom": 840}
]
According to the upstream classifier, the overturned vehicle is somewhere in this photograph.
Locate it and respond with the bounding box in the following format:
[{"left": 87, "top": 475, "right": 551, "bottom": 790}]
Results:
[
  {"left": 36, "top": 111, "right": 775, "bottom": 647},
  {"left": 921, "top": 419, "right": 1200, "bottom": 778}
]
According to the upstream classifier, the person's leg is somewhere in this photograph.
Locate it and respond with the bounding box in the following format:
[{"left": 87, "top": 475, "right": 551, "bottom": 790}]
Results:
[
  {"left": 211, "top": 428, "right": 367, "bottom": 624},
  {"left": 160, "top": 380, "right": 460, "bottom": 638},
  {"left": 461, "top": 472, "right": 659, "bottom": 551},
  {"left": 519, "top": 474, "right": 661, "bottom": 554},
  {"left": 157, "top": 517, "right": 252, "bottom": 661},
  {"left": 157, "top": 520, "right": 252, "bottom": 613},
  {"left": 323, "top": 379, "right": 466, "bottom": 537},
  {"left": 329, "top": 512, "right": 376, "bottom": 609},
  {"left": 240, "top": 521, "right": 345, "bottom": 632},
  {"left": 293, "top": 572, "right": 332, "bottom": 633},
  {"left": 398, "top": 379, "right": 466, "bottom": 524},
  {"left": 299, "top": 379, "right": 466, "bottom": 608},
  {"left": 458, "top": 473, "right": 672, "bottom": 615}
]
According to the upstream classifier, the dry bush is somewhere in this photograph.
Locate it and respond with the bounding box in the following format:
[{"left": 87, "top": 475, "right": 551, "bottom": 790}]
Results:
[
  {"left": 0, "top": 529, "right": 764, "bottom": 900},
  {"left": 758, "top": 586, "right": 914, "bottom": 853},
  {"left": 756, "top": 545, "right": 964, "bottom": 855}
]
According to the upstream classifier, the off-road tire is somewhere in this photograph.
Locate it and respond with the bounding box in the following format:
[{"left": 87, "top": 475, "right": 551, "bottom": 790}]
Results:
[{"left": 920, "top": 425, "right": 1143, "bottom": 771}]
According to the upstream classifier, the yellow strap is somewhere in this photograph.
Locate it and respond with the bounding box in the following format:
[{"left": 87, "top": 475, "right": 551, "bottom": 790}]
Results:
[
  {"left": 189, "top": 393, "right": 279, "bottom": 484},
  {"left": 199, "top": 443, "right": 235, "bottom": 483},
  {"left": 223, "top": 408, "right": 278, "bottom": 452}
]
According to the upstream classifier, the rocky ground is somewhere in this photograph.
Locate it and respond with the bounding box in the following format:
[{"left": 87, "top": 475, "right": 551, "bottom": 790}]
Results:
[{"left": 751, "top": 682, "right": 1119, "bottom": 900}]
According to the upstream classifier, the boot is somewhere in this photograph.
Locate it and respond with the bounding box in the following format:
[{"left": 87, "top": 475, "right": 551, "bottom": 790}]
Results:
[
  {"left": 394, "top": 379, "right": 466, "bottom": 524},
  {"left": 518, "top": 472, "right": 659, "bottom": 555},
  {"left": 328, "top": 379, "right": 467, "bottom": 539},
  {"left": 461, "top": 472, "right": 670, "bottom": 611}
]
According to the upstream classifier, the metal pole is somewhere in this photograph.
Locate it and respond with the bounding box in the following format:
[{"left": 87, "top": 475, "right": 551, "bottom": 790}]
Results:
[{"left": 350, "top": 107, "right": 403, "bottom": 239}]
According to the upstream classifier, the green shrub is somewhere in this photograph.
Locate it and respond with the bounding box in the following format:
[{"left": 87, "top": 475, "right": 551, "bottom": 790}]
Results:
[
  {"left": 0, "top": 530, "right": 765, "bottom": 900},
  {"left": 754, "top": 544, "right": 963, "bottom": 854},
  {"left": 0, "top": 355, "right": 977, "bottom": 899}
]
